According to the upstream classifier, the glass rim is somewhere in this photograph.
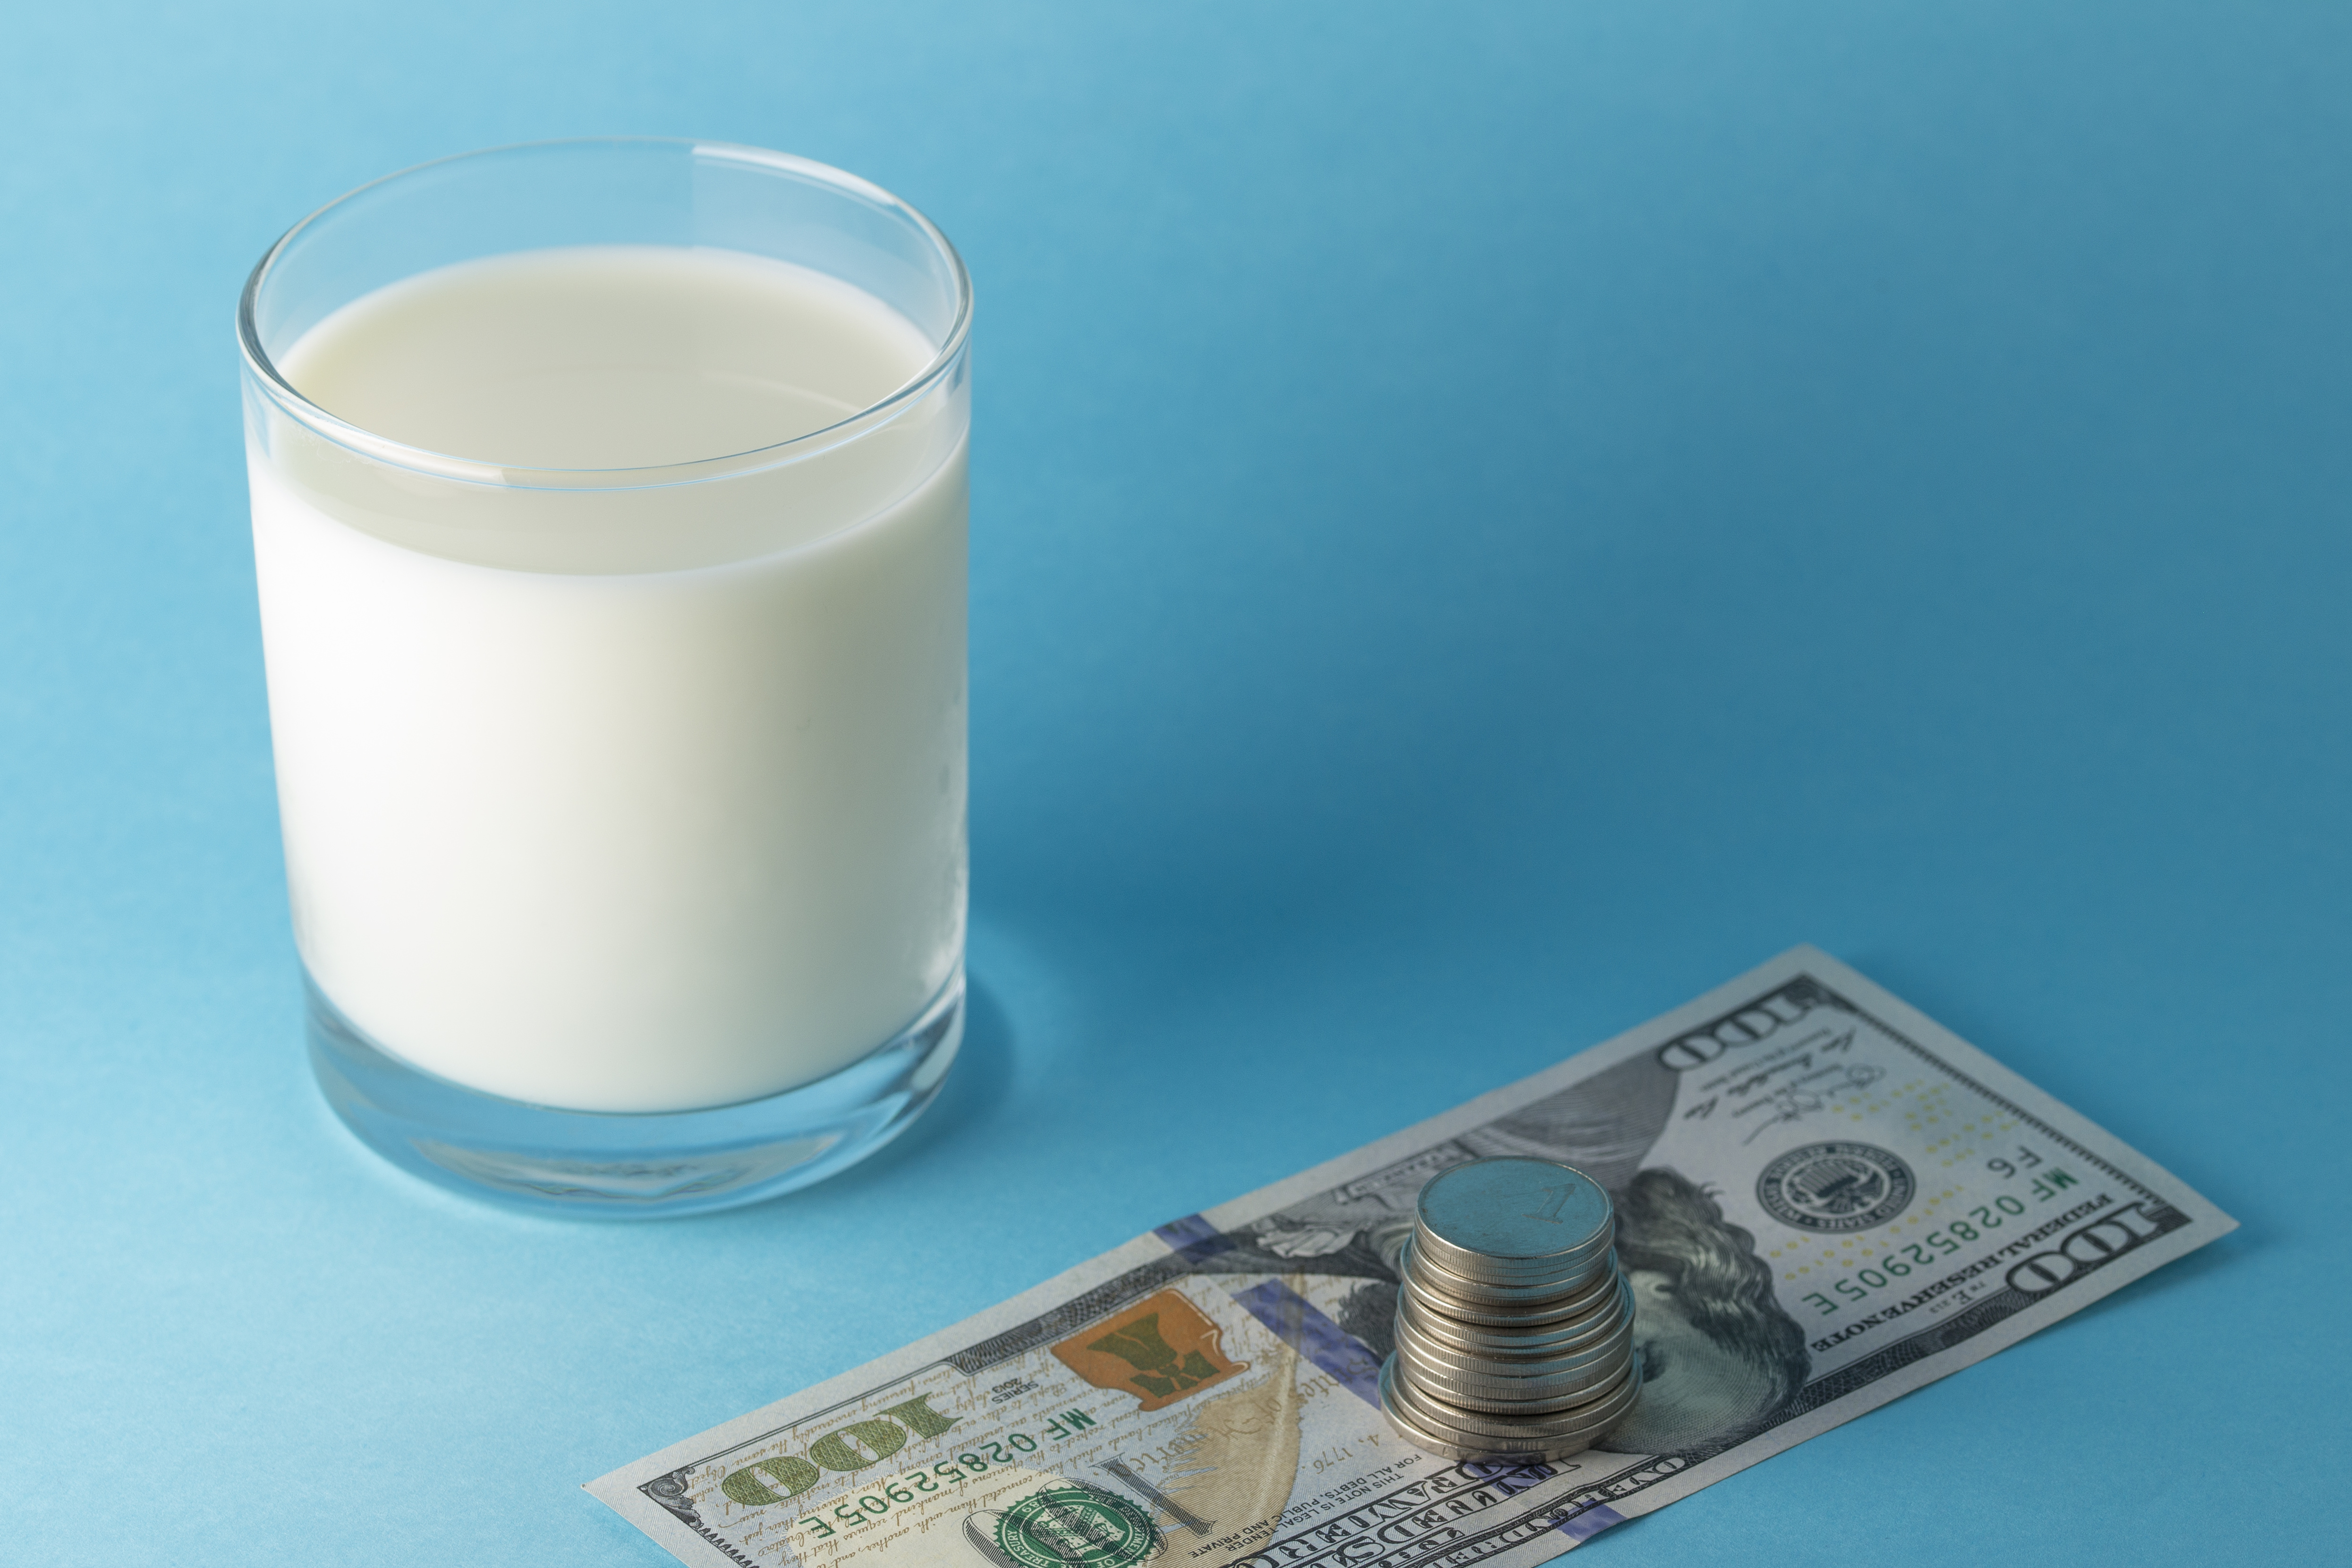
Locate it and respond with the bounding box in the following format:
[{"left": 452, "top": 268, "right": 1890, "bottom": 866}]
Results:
[{"left": 236, "top": 136, "right": 973, "bottom": 491}]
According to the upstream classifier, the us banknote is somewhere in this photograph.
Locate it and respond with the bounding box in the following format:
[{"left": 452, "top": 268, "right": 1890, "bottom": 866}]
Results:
[{"left": 589, "top": 947, "right": 2233, "bottom": 1568}]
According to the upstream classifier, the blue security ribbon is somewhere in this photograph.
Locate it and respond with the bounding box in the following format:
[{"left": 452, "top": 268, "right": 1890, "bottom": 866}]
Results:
[
  {"left": 1151, "top": 1212, "right": 1238, "bottom": 1265},
  {"left": 1226, "top": 1278, "right": 1385, "bottom": 1406}
]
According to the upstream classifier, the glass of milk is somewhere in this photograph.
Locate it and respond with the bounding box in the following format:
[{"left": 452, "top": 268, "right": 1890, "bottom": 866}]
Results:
[{"left": 238, "top": 140, "right": 969, "bottom": 1216}]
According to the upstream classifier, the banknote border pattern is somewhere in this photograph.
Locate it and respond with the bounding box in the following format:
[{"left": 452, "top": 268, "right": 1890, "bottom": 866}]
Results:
[
  {"left": 1754, "top": 982, "right": 2195, "bottom": 1429},
  {"left": 597, "top": 947, "right": 2235, "bottom": 1568}
]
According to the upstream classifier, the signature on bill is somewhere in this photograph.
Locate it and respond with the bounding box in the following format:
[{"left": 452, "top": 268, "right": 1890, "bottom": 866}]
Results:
[{"left": 1738, "top": 1040, "right": 1885, "bottom": 1143}]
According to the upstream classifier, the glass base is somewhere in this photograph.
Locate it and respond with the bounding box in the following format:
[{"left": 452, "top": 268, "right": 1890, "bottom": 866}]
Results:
[{"left": 307, "top": 967, "right": 964, "bottom": 1218}]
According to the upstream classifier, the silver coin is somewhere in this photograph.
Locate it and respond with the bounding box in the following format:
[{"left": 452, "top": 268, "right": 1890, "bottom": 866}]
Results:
[
  {"left": 1401, "top": 1241, "right": 1627, "bottom": 1316},
  {"left": 1384, "top": 1354, "right": 1643, "bottom": 1446},
  {"left": 1403, "top": 1243, "right": 1618, "bottom": 1319},
  {"left": 1394, "top": 1281, "right": 1630, "bottom": 1360},
  {"left": 1390, "top": 1358, "right": 1640, "bottom": 1432},
  {"left": 1388, "top": 1357, "right": 1641, "bottom": 1444},
  {"left": 1401, "top": 1264, "right": 1615, "bottom": 1330},
  {"left": 1383, "top": 1390, "right": 1638, "bottom": 1458},
  {"left": 1398, "top": 1274, "right": 1630, "bottom": 1358},
  {"left": 1402, "top": 1249, "right": 1622, "bottom": 1328},
  {"left": 1395, "top": 1336, "right": 1635, "bottom": 1407},
  {"left": 1410, "top": 1219, "right": 1615, "bottom": 1288},
  {"left": 1389, "top": 1344, "right": 1637, "bottom": 1416},
  {"left": 1394, "top": 1331, "right": 1635, "bottom": 1403},
  {"left": 1378, "top": 1368, "right": 1589, "bottom": 1464},
  {"left": 1412, "top": 1159, "right": 1615, "bottom": 1284},
  {"left": 1400, "top": 1235, "right": 1615, "bottom": 1305},
  {"left": 1394, "top": 1309, "right": 1629, "bottom": 1383},
  {"left": 1392, "top": 1335, "right": 1637, "bottom": 1401},
  {"left": 1378, "top": 1157, "right": 1649, "bottom": 1464},
  {"left": 1398, "top": 1295, "right": 1625, "bottom": 1362},
  {"left": 1398, "top": 1374, "right": 1630, "bottom": 1419}
]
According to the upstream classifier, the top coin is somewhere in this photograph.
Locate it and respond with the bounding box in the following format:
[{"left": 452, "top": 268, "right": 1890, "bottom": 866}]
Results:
[{"left": 1416, "top": 1158, "right": 1613, "bottom": 1278}]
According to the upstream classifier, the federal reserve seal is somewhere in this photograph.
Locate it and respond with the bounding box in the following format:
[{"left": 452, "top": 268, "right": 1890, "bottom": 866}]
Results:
[
  {"left": 1756, "top": 1142, "right": 1916, "bottom": 1232},
  {"left": 994, "top": 1486, "right": 1159, "bottom": 1568}
]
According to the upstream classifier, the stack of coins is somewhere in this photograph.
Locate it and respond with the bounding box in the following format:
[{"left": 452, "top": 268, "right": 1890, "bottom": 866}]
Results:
[{"left": 1378, "top": 1156, "right": 1643, "bottom": 1462}]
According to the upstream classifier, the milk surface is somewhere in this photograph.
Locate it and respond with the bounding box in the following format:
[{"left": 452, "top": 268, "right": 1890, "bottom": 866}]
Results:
[{"left": 251, "top": 246, "right": 967, "bottom": 1113}]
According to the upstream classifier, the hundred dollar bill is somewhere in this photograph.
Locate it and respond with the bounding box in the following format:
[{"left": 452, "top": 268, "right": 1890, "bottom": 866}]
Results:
[{"left": 589, "top": 947, "right": 2233, "bottom": 1568}]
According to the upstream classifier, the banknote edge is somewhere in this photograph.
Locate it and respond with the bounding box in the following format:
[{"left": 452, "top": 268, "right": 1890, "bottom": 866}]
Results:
[
  {"left": 1569, "top": 1198, "right": 2230, "bottom": 1530},
  {"left": 582, "top": 946, "right": 1844, "bottom": 1520},
  {"left": 1785, "top": 947, "right": 2238, "bottom": 1238},
  {"left": 584, "top": 944, "right": 2239, "bottom": 1563}
]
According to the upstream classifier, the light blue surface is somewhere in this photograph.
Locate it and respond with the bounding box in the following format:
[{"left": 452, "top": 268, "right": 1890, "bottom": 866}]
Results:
[{"left": 1, "top": 3, "right": 2344, "bottom": 1563}]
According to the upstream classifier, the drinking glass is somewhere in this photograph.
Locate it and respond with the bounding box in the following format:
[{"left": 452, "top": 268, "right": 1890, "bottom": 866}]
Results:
[{"left": 238, "top": 140, "right": 970, "bottom": 1216}]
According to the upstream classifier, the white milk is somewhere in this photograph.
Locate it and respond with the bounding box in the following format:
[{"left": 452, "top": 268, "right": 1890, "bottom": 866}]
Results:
[{"left": 249, "top": 246, "right": 967, "bottom": 1113}]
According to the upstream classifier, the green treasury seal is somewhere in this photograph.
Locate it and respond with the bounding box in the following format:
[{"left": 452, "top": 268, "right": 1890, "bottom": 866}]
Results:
[{"left": 994, "top": 1486, "right": 1159, "bottom": 1568}]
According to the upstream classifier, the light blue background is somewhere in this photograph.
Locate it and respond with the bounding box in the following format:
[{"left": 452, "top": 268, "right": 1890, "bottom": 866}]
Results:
[{"left": 1, "top": 3, "right": 2344, "bottom": 1563}]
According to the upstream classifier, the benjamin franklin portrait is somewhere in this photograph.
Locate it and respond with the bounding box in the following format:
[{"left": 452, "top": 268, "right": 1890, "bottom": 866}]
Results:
[{"left": 1196, "top": 1048, "right": 1812, "bottom": 1458}]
